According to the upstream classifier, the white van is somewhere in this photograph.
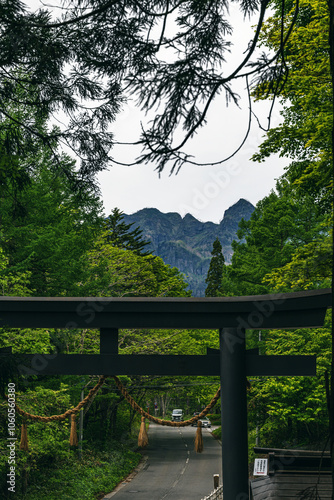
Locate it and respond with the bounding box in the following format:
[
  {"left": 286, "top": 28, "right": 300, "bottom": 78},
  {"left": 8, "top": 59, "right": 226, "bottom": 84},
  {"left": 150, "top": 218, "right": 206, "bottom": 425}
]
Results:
[{"left": 171, "top": 409, "right": 183, "bottom": 421}]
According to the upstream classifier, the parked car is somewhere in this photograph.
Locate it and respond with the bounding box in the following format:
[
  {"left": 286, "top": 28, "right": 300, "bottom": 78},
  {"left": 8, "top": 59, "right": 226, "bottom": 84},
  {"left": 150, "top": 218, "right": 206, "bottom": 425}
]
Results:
[
  {"left": 171, "top": 409, "right": 183, "bottom": 421},
  {"left": 192, "top": 416, "right": 211, "bottom": 428}
]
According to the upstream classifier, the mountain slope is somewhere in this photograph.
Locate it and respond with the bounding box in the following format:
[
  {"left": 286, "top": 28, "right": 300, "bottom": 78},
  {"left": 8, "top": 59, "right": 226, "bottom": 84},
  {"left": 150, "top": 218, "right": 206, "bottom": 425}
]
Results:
[{"left": 123, "top": 198, "right": 254, "bottom": 296}]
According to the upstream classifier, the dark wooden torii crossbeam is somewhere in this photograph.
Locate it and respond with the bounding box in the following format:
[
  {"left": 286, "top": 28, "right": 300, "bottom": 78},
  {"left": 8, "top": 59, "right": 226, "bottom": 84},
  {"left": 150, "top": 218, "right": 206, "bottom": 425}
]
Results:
[{"left": 0, "top": 288, "right": 332, "bottom": 500}]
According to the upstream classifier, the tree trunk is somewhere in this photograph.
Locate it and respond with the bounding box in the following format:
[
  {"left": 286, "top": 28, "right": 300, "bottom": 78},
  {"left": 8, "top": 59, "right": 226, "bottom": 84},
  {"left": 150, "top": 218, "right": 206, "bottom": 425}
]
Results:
[{"left": 160, "top": 392, "right": 171, "bottom": 419}]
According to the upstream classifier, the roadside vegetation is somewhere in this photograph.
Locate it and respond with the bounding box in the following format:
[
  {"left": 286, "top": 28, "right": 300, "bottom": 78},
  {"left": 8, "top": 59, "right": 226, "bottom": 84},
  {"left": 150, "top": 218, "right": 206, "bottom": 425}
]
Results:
[{"left": 16, "top": 445, "right": 141, "bottom": 500}]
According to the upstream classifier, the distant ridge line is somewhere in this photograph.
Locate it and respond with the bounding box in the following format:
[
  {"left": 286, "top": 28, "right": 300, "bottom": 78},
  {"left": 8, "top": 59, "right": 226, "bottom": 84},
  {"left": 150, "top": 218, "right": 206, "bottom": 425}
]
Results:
[{"left": 124, "top": 198, "right": 255, "bottom": 296}]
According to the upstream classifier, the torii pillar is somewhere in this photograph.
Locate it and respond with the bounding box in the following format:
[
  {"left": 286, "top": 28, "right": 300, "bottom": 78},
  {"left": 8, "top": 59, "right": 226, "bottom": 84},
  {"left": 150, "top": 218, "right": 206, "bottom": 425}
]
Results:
[{"left": 220, "top": 327, "right": 249, "bottom": 499}]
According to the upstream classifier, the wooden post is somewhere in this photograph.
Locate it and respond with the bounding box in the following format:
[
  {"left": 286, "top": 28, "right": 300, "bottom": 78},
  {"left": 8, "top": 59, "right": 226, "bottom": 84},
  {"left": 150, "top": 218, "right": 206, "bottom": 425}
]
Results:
[{"left": 213, "top": 474, "right": 219, "bottom": 489}]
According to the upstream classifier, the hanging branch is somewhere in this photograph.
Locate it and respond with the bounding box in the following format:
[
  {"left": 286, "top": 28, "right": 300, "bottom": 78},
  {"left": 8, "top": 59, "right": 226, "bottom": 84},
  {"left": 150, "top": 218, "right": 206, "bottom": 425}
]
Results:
[{"left": 0, "top": 0, "right": 304, "bottom": 182}]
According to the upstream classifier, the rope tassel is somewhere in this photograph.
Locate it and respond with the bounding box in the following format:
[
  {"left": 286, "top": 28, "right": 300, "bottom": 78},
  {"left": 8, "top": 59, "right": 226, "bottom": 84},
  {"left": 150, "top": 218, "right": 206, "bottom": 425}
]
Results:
[
  {"left": 138, "top": 416, "right": 149, "bottom": 448},
  {"left": 20, "top": 421, "right": 29, "bottom": 451},
  {"left": 69, "top": 414, "right": 78, "bottom": 446},
  {"left": 194, "top": 420, "right": 203, "bottom": 453}
]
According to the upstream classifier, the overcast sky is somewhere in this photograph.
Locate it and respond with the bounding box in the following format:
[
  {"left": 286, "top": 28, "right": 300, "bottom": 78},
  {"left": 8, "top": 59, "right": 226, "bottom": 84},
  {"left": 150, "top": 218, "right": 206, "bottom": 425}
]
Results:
[
  {"left": 99, "top": 96, "right": 287, "bottom": 223},
  {"left": 29, "top": 0, "right": 288, "bottom": 224}
]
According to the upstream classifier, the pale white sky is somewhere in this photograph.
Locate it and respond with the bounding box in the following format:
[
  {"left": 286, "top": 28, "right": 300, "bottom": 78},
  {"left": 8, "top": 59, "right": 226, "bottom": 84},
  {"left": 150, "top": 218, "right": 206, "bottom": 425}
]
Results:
[
  {"left": 28, "top": 0, "right": 288, "bottom": 223},
  {"left": 99, "top": 93, "right": 287, "bottom": 223}
]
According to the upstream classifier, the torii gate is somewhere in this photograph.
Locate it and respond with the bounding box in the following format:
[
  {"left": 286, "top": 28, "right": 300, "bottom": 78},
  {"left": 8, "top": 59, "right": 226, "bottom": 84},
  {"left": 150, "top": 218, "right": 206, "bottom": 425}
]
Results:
[{"left": 0, "top": 288, "right": 332, "bottom": 500}]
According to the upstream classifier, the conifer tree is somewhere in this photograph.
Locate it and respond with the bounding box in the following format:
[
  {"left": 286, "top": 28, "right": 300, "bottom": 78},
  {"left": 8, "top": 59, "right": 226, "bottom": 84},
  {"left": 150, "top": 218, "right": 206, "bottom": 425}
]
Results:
[
  {"left": 205, "top": 238, "right": 225, "bottom": 297},
  {"left": 104, "top": 208, "right": 150, "bottom": 256}
]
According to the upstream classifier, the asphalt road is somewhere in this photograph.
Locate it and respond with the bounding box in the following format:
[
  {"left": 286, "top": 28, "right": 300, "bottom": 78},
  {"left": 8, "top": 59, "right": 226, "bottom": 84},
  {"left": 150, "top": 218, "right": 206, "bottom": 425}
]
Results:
[{"left": 104, "top": 423, "right": 222, "bottom": 500}]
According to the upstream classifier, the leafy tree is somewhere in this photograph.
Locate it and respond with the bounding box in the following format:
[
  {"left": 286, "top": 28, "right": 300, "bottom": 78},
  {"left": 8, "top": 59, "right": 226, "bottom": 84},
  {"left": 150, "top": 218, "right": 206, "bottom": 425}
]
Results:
[
  {"left": 252, "top": 0, "right": 332, "bottom": 212},
  {"left": 103, "top": 208, "right": 150, "bottom": 256},
  {"left": 119, "top": 327, "right": 218, "bottom": 356},
  {"left": 240, "top": 198, "right": 332, "bottom": 450},
  {"left": 0, "top": 160, "right": 103, "bottom": 296},
  {"left": 0, "top": 145, "right": 103, "bottom": 296},
  {"left": 0, "top": 248, "right": 32, "bottom": 296},
  {"left": 79, "top": 233, "right": 190, "bottom": 297},
  {"left": 248, "top": 314, "right": 332, "bottom": 447},
  {"left": 263, "top": 233, "right": 332, "bottom": 292},
  {"left": 147, "top": 255, "right": 192, "bottom": 297},
  {"left": 229, "top": 189, "right": 327, "bottom": 295},
  {"left": 0, "top": 80, "right": 104, "bottom": 296},
  {"left": 205, "top": 238, "right": 226, "bottom": 297},
  {"left": 79, "top": 240, "right": 157, "bottom": 297}
]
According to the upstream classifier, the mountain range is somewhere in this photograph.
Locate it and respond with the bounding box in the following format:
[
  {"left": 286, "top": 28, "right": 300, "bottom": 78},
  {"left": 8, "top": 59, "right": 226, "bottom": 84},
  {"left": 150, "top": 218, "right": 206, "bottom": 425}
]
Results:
[{"left": 124, "top": 198, "right": 255, "bottom": 296}]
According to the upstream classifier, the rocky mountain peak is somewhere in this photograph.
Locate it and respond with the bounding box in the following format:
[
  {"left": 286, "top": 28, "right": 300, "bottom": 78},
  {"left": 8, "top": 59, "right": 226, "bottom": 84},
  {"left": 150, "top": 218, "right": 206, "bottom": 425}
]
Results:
[
  {"left": 123, "top": 199, "right": 254, "bottom": 296},
  {"left": 220, "top": 198, "right": 254, "bottom": 223}
]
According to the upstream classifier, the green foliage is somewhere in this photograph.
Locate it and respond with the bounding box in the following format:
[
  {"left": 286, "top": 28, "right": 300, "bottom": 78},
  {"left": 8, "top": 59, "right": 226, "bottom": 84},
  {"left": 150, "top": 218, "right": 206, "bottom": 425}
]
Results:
[
  {"left": 0, "top": 436, "right": 140, "bottom": 500},
  {"left": 79, "top": 235, "right": 191, "bottom": 298},
  {"left": 104, "top": 208, "right": 150, "bottom": 256},
  {"left": 0, "top": 379, "right": 142, "bottom": 499},
  {"left": 23, "top": 446, "right": 140, "bottom": 500},
  {"left": 0, "top": 385, "right": 71, "bottom": 498},
  {"left": 229, "top": 189, "right": 326, "bottom": 295},
  {"left": 212, "top": 427, "right": 221, "bottom": 440},
  {"left": 249, "top": 313, "right": 332, "bottom": 447},
  {"left": 1, "top": 164, "right": 102, "bottom": 296},
  {"left": 0, "top": 124, "right": 103, "bottom": 297},
  {"left": 80, "top": 240, "right": 156, "bottom": 297},
  {"left": 205, "top": 238, "right": 227, "bottom": 297},
  {"left": 252, "top": 0, "right": 332, "bottom": 212},
  {"left": 263, "top": 231, "right": 332, "bottom": 292},
  {"left": 119, "top": 328, "right": 219, "bottom": 355},
  {"left": 228, "top": 0, "right": 333, "bottom": 444},
  {"left": 0, "top": 329, "right": 51, "bottom": 355},
  {"left": 0, "top": 77, "right": 197, "bottom": 499},
  {"left": 148, "top": 255, "right": 192, "bottom": 297},
  {"left": 0, "top": 249, "right": 32, "bottom": 297}
]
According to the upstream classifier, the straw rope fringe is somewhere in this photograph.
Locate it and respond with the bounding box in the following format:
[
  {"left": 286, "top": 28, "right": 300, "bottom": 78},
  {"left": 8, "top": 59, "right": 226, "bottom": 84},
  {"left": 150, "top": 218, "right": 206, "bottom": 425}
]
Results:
[
  {"left": 69, "top": 414, "right": 78, "bottom": 446},
  {"left": 194, "top": 420, "right": 203, "bottom": 453},
  {"left": 138, "top": 416, "right": 149, "bottom": 447},
  {"left": 19, "top": 421, "right": 29, "bottom": 451},
  {"left": 9, "top": 375, "right": 221, "bottom": 427}
]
